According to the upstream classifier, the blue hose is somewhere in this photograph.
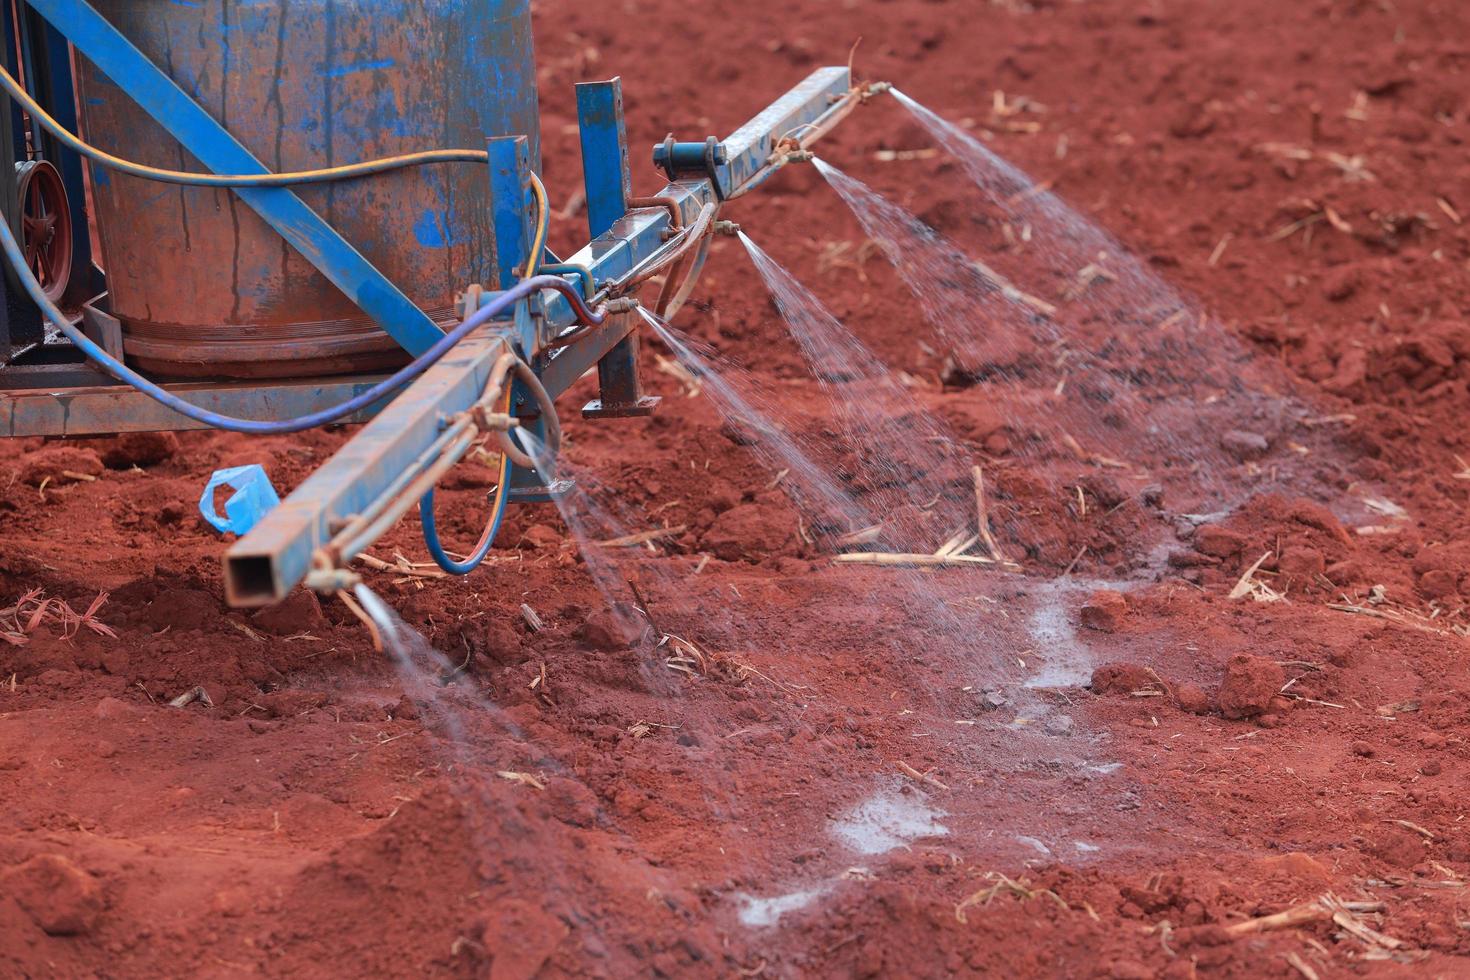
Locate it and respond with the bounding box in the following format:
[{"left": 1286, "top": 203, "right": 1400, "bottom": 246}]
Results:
[
  {"left": 0, "top": 210, "right": 602, "bottom": 434},
  {"left": 417, "top": 448, "right": 512, "bottom": 574}
]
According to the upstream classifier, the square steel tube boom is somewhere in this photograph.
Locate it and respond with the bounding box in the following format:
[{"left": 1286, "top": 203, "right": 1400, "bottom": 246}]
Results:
[
  {"left": 223, "top": 330, "right": 512, "bottom": 607},
  {"left": 222, "top": 67, "right": 852, "bottom": 605},
  {"left": 536, "top": 66, "right": 851, "bottom": 332}
]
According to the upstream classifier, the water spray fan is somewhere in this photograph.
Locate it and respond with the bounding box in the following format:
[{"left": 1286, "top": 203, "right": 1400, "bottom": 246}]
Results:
[{"left": 0, "top": 0, "right": 891, "bottom": 609}]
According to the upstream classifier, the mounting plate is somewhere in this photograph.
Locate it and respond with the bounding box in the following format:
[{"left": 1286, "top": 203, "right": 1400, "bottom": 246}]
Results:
[
  {"left": 507, "top": 478, "right": 576, "bottom": 504},
  {"left": 581, "top": 394, "right": 661, "bottom": 419}
]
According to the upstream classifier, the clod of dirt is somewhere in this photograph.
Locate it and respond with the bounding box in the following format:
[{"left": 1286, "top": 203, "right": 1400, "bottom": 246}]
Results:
[
  {"left": 1351, "top": 740, "right": 1376, "bottom": 757},
  {"left": 702, "top": 501, "right": 793, "bottom": 562},
  {"left": 1220, "top": 430, "right": 1270, "bottom": 461},
  {"left": 1278, "top": 547, "right": 1325, "bottom": 582},
  {"left": 259, "top": 690, "right": 330, "bottom": 719},
  {"left": 575, "top": 609, "right": 636, "bottom": 650},
  {"left": 1217, "top": 654, "right": 1285, "bottom": 720},
  {"left": 93, "top": 696, "right": 140, "bottom": 720},
  {"left": 479, "top": 898, "right": 569, "bottom": 980},
  {"left": 19, "top": 446, "right": 104, "bottom": 486},
  {"left": 0, "top": 854, "right": 104, "bottom": 935},
  {"left": 1325, "top": 559, "right": 1365, "bottom": 586},
  {"left": 251, "top": 589, "right": 327, "bottom": 635},
  {"left": 1322, "top": 264, "right": 1362, "bottom": 302},
  {"left": 95, "top": 431, "right": 180, "bottom": 469},
  {"left": 1090, "top": 662, "right": 1155, "bottom": 695},
  {"left": 141, "top": 587, "right": 222, "bottom": 631},
  {"left": 1175, "top": 682, "right": 1211, "bottom": 714},
  {"left": 1257, "top": 851, "right": 1332, "bottom": 884},
  {"left": 1418, "top": 569, "right": 1458, "bottom": 599},
  {"left": 1421, "top": 760, "right": 1442, "bottom": 776},
  {"left": 518, "top": 524, "right": 562, "bottom": 550},
  {"left": 1079, "top": 590, "right": 1128, "bottom": 632},
  {"left": 1192, "top": 524, "right": 1246, "bottom": 559},
  {"left": 1369, "top": 826, "right": 1425, "bottom": 868}
]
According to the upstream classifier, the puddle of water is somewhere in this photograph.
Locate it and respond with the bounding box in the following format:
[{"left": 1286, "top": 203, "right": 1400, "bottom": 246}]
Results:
[
  {"left": 737, "top": 887, "right": 829, "bottom": 928},
  {"left": 1014, "top": 834, "right": 1053, "bottom": 857},
  {"left": 830, "top": 786, "right": 949, "bottom": 856},
  {"left": 1074, "top": 841, "right": 1101, "bottom": 854},
  {"left": 1022, "top": 582, "right": 1094, "bottom": 690}
]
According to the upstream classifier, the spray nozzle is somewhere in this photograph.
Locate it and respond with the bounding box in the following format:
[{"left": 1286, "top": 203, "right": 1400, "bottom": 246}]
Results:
[{"left": 712, "top": 220, "right": 742, "bottom": 237}]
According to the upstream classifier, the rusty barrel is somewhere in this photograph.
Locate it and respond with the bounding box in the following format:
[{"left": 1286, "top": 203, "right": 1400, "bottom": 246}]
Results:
[{"left": 74, "top": 0, "right": 538, "bottom": 379}]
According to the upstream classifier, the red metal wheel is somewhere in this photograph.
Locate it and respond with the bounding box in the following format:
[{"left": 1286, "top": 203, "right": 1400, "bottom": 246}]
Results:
[{"left": 15, "top": 159, "right": 72, "bottom": 303}]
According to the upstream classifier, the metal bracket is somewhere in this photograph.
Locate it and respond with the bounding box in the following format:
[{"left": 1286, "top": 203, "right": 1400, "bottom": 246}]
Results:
[
  {"left": 24, "top": 0, "right": 444, "bottom": 357},
  {"left": 582, "top": 313, "right": 659, "bottom": 419},
  {"left": 653, "top": 135, "right": 728, "bottom": 193},
  {"left": 575, "top": 78, "right": 631, "bottom": 241}
]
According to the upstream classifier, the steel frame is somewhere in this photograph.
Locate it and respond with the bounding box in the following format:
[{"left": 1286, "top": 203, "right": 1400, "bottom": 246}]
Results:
[
  {"left": 225, "top": 65, "right": 854, "bottom": 605},
  {"left": 0, "top": 0, "right": 857, "bottom": 604}
]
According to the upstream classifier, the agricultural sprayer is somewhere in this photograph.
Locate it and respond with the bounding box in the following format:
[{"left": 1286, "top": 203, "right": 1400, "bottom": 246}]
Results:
[{"left": 0, "top": 0, "right": 885, "bottom": 607}]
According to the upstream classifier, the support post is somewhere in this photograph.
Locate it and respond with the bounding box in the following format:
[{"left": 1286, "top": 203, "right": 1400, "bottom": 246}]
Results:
[
  {"left": 575, "top": 78, "right": 630, "bottom": 241},
  {"left": 573, "top": 79, "right": 656, "bottom": 420},
  {"left": 486, "top": 135, "right": 535, "bottom": 294},
  {"left": 581, "top": 324, "right": 658, "bottom": 419},
  {"left": 486, "top": 135, "right": 566, "bottom": 501}
]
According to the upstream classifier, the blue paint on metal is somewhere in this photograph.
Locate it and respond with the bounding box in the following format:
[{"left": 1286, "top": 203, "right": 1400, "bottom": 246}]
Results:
[
  {"left": 532, "top": 69, "right": 853, "bottom": 332},
  {"left": 413, "top": 210, "right": 448, "bottom": 249},
  {"left": 323, "top": 57, "right": 395, "bottom": 78},
  {"left": 27, "top": 0, "right": 445, "bottom": 356},
  {"left": 717, "top": 66, "right": 850, "bottom": 194},
  {"left": 486, "top": 135, "right": 532, "bottom": 293},
  {"left": 575, "top": 78, "right": 630, "bottom": 240},
  {"left": 223, "top": 331, "right": 514, "bottom": 605}
]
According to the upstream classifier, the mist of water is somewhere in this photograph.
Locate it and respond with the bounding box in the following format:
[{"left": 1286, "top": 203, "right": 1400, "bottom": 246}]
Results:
[
  {"left": 640, "top": 307, "right": 870, "bottom": 543},
  {"left": 739, "top": 229, "right": 1020, "bottom": 558},
  {"left": 880, "top": 90, "right": 1310, "bottom": 501},
  {"left": 826, "top": 154, "right": 1278, "bottom": 514}
]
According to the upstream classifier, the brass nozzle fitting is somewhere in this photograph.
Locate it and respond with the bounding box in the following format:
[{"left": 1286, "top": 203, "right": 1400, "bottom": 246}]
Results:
[
  {"left": 471, "top": 405, "right": 519, "bottom": 431},
  {"left": 712, "top": 220, "right": 742, "bottom": 237},
  {"left": 304, "top": 565, "right": 361, "bottom": 595}
]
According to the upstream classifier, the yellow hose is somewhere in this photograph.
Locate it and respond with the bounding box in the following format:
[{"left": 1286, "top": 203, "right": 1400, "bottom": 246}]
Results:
[
  {"left": 0, "top": 60, "right": 552, "bottom": 279},
  {"left": 525, "top": 171, "right": 549, "bottom": 279},
  {"left": 0, "top": 59, "right": 487, "bottom": 187}
]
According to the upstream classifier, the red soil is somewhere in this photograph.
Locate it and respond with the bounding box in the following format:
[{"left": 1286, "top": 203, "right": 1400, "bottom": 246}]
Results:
[{"left": 5, "top": 0, "right": 1470, "bottom": 976}]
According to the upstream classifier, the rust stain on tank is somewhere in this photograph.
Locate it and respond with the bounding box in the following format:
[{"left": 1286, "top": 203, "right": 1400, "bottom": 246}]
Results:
[{"left": 75, "top": 0, "right": 539, "bottom": 379}]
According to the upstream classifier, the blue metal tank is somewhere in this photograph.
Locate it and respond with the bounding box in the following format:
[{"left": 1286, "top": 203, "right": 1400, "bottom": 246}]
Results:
[{"left": 74, "top": 0, "right": 539, "bottom": 378}]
